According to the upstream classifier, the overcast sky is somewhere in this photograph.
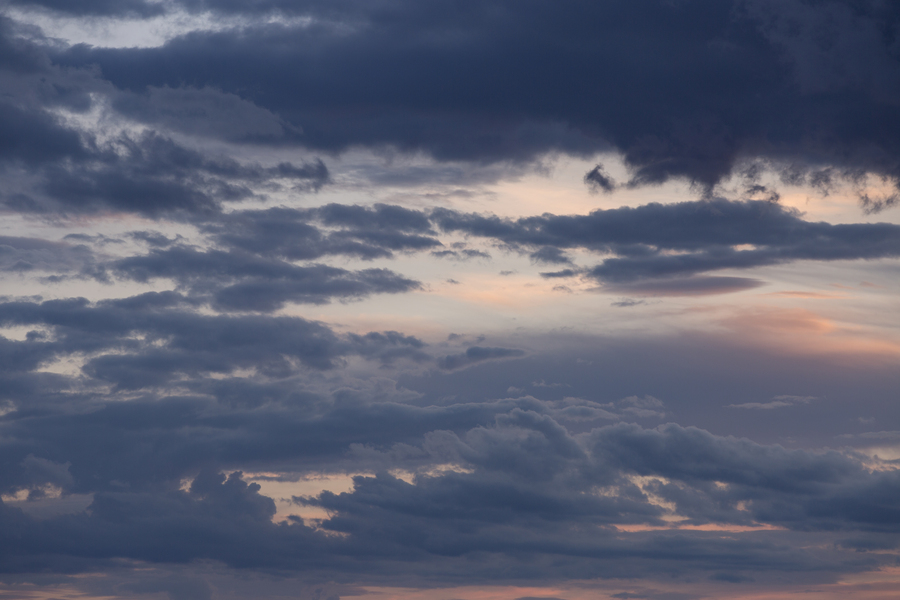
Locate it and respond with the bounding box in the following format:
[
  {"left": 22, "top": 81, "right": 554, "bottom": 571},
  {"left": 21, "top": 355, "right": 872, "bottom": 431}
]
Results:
[{"left": 1, "top": 2, "right": 900, "bottom": 599}]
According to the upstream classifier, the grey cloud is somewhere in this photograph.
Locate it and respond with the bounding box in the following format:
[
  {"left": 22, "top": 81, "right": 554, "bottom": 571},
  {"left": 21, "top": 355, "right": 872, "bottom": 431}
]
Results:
[
  {"left": 437, "top": 346, "right": 526, "bottom": 371},
  {"left": 584, "top": 164, "right": 616, "bottom": 193},
  {"left": 0, "top": 100, "right": 88, "bottom": 167},
  {"left": 432, "top": 249, "right": 491, "bottom": 261},
  {"left": 2, "top": 1, "right": 900, "bottom": 592},
  {"left": 530, "top": 247, "right": 571, "bottom": 265},
  {"left": 20, "top": 454, "right": 73, "bottom": 494},
  {"left": 210, "top": 268, "right": 419, "bottom": 312},
  {"left": 128, "top": 230, "right": 184, "bottom": 248},
  {"left": 0, "top": 296, "right": 427, "bottom": 393},
  {"left": 432, "top": 198, "right": 900, "bottom": 285},
  {"left": 859, "top": 191, "right": 900, "bottom": 215},
  {"left": 6, "top": 0, "right": 165, "bottom": 17},
  {"left": 0, "top": 23, "right": 329, "bottom": 216},
  {"left": 617, "top": 396, "right": 666, "bottom": 419},
  {"left": 345, "top": 330, "right": 430, "bottom": 366},
  {"left": 49, "top": 1, "right": 900, "bottom": 196},
  {"left": 539, "top": 269, "right": 580, "bottom": 279},
  {"left": 589, "top": 423, "right": 858, "bottom": 493},
  {"left": 728, "top": 395, "right": 817, "bottom": 410},
  {"left": 605, "top": 276, "right": 765, "bottom": 297},
  {"left": 111, "top": 246, "right": 420, "bottom": 311},
  {"left": 611, "top": 299, "right": 646, "bottom": 308},
  {"left": 0, "top": 343, "right": 897, "bottom": 583},
  {"left": 203, "top": 204, "right": 440, "bottom": 262},
  {"left": 0, "top": 236, "right": 97, "bottom": 276},
  {"left": 2, "top": 126, "right": 328, "bottom": 216},
  {"left": 0, "top": 373, "right": 549, "bottom": 494},
  {"left": 113, "top": 85, "right": 300, "bottom": 142},
  {"left": 34, "top": 133, "right": 328, "bottom": 216}
]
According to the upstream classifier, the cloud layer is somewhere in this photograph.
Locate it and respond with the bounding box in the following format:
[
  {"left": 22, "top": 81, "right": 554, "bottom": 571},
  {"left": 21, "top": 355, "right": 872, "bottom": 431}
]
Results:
[{"left": 1, "top": 2, "right": 899, "bottom": 599}]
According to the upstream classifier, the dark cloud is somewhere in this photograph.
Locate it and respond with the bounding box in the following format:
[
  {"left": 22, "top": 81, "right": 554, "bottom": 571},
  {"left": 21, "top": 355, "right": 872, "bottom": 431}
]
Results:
[
  {"left": 203, "top": 204, "right": 440, "bottom": 261},
  {"left": 433, "top": 198, "right": 900, "bottom": 284},
  {"left": 113, "top": 85, "right": 300, "bottom": 142},
  {"left": 1, "top": 124, "right": 328, "bottom": 216},
  {"left": 1, "top": 2, "right": 899, "bottom": 595},
  {"left": 110, "top": 245, "right": 420, "bottom": 311},
  {"left": 584, "top": 164, "right": 616, "bottom": 193},
  {"left": 400, "top": 331, "right": 900, "bottom": 450},
  {"left": 0, "top": 100, "right": 88, "bottom": 166},
  {"left": 127, "top": 230, "right": 184, "bottom": 248},
  {"left": 530, "top": 247, "right": 571, "bottom": 265},
  {"left": 33, "top": 133, "right": 328, "bottom": 216},
  {"left": 6, "top": 0, "right": 165, "bottom": 17},
  {"left": 539, "top": 269, "right": 580, "bottom": 279},
  {"left": 437, "top": 346, "right": 526, "bottom": 371},
  {"left": 0, "top": 22, "right": 329, "bottom": 217},
  {"left": 605, "top": 276, "right": 765, "bottom": 297},
  {"left": 45, "top": 0, "right": 900, "bottom": 198},
  {"left": 0, "top": 236, "right": 97, "bottom": 276},
  {"left": 431, "top": 248, "right": 491, "bottom": 261},
  {"left": 1, "top": 301, "right": 899, "bottom": 585},
  {"left": 0, "top": 296, "right": 428, "bottom": 393},
  {"left": 611, "top": 299, "right": 646, "bottom": 308}
]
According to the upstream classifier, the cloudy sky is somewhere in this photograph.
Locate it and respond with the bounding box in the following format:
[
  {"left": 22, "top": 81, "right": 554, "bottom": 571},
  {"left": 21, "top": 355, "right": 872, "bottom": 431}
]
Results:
[{"left": 1, "top": 1, "right": 900, "bottom": 599}]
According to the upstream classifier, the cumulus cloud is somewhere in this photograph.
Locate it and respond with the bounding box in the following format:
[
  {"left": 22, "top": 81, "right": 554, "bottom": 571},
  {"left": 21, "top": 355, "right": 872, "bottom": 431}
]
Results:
[{"left": 1, "top": 294, "right": 898, "bottom": 586}]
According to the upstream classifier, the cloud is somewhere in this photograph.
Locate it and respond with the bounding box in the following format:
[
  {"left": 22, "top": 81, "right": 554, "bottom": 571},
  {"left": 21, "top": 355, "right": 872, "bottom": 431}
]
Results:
[
  {"left": 432, "top": 249, "right": 491, "bottom": 261},
  {"left": 432, "top": 198, "right": 900, "bottom": 284},
  {"left": 605, "top": 276, "right": 765, "bottom": 297},
  {"left": 111, "top": 246, "right": 420, "bottom": 311},
  {"left": 34, "top": 132, "right": 328, "bottom": 216},
  {"left": 45, "top": 1, "right": 900, "bottom": 197},
  {"left": 6, "top": 0, "right": 165, "bottom": 17},
  {"left": 728, "top": 395, "right": 817, "bottom": 410},
  {"left": 1, "top": 3, "right": 899, "bottom": 595},
  {"left": 113, "top": 85, "right": 300, "bottom": 142},
  {"left": 0, "top": 296, "right": 429, "bottom": 393},
  {"left": 0, "top": 22, "right": 329, "bottom": 216},
  {"left": 611, "top": 299, "right": 646, "bottom": 308},
  {"left": 204, "top": 204, "right": 440, "bottom": 261},
  {"left": 584, "top": 164, "right": 617, "bottom": 193},
  {"left": 3, "top": 125, "right": 329, "bottom": 216},
  {"left": 1, "top": 320, "right": 898, "bottom": 586},
  {"left": 437, "top": 346, "right": 526, "bottom": 371},
  {"left": 0, "top": 236, "right": 99, "bottom": 277},
  {"left": 530, "top": 247, "right": 572, "bottom": 265}
]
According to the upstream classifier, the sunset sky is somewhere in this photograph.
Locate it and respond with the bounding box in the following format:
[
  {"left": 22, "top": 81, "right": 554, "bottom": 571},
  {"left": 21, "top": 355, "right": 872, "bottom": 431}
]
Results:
[{"left": 1, "top": 1, "right": 900, "bottom": 599}]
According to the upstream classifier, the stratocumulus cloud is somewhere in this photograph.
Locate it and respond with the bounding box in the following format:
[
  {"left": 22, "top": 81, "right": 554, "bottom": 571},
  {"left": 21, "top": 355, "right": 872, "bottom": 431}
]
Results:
[{"left": 1, "top": 2, "right": 899, "bottom": 599}]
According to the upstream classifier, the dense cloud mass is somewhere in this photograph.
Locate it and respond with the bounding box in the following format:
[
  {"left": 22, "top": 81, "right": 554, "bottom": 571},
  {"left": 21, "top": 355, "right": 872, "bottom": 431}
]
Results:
[
  {"left": 41, "top": 0, "right": 900, "bottom": 201},
  {"left": 1, "top": 1, "right": 899, "bottom": 599}
]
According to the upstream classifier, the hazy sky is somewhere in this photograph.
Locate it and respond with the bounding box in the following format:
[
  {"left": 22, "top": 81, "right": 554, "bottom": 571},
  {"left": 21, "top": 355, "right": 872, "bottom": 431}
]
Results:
[{"left": 1, "top": 2, "right": 900, "bottom": 599}]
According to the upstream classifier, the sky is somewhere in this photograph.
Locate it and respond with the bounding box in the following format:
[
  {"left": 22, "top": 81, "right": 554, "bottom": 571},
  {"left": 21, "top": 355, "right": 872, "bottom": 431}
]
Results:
[{"left": 0, "top": 1, "right": 899, "bottom": 599}]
